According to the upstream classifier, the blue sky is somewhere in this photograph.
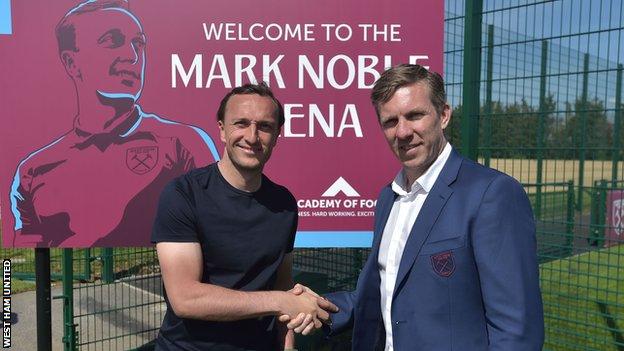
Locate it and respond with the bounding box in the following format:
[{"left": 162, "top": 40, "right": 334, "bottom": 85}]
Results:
[{"left": 0, "top": 0, "right": 11, "bottom": 35}]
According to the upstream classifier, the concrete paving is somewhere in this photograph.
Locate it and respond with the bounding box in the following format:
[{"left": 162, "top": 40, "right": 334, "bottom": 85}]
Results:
[
  {"left": 72, "top": 275, "right": 165, "bottom": 350},
  {"left": 10, "top": 285, "right": 65, "bottom": 351}
]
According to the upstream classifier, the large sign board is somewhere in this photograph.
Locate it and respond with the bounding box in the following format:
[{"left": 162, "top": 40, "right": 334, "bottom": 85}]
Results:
[
  {"left": 606, "top": 189, "right": 624, "bottom": 248},
  {"left": 0, "top": 0, "right": 443, "bottom": 247}
]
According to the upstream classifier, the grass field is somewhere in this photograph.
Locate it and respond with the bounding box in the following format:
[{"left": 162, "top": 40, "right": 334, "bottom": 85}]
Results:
[
  {"left": 12, "top": 279, "right": 35, "bottom": 294},
  {"left": 541, "top": 244, "right": 624, "bottom": 351},
  {"left": 528, "top": 190, "right": 569, "bottom": 219}
]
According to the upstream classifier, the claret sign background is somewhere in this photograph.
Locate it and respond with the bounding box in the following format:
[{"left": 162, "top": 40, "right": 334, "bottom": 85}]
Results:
[{"left": 0, "top": 0, "right": 443, "bottom": 248}]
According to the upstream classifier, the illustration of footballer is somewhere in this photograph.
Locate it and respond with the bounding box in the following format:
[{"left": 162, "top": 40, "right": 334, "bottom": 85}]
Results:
[{"left": 9, "top": 0, "right": 219, "bottom": 247}]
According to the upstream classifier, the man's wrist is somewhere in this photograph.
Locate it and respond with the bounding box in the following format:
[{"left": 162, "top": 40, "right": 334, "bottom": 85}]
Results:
[{"left": 265, "top": 290, "right": 287, "bottom": 316}]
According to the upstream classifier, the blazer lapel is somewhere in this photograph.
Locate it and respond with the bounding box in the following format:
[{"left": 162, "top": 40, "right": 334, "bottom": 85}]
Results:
[
  {"left": 393, "top": 149, "right": 463, "bottom": 297},
  {"left": 359, "top": 185, "right": 396, "bottom": 304},
  {"left": 370, "top": 185, "right": 397, "bottom": 256}
]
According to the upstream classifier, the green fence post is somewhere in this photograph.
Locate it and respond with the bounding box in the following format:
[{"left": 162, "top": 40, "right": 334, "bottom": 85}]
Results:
[
  {"left": 598, "top": 180, "right": 608, "bottom": 247},
  {"left": 577, "top": 53, "right": 589, "bottom": 210},
  {"left": 83, "top": 248, "right": 91, "bottom": 281},
  {"left": 566, "top": 180, "right": 575, "bottom": 256},
  {"left": 35, "top": 249, "right": 52, "bottom": 351},
  {"left": 102, "top": 248, "right": 114, "bottom": 283},
  {"left": 483, "top": 24, "right": 494, "bottom": 167},
  {"left": 461, "top": 0, "right": 483, "bottom": 161},
  {"left": 613, "top": 64, "right": 622, "bottom": 186},
  {"left": 535, "top": 40, "right": 548, "bottom": 219},
  {"left": 590, "top": 180, "right": 600, "bottom": 246},
  {"left": 62, "top": 249, "right": 77, "bottom": 351}
]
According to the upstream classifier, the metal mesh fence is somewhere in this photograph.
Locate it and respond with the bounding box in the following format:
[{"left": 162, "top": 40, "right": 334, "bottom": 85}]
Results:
[
  {"left": 453, "top": 1, "right": 624, "bottom": 350},
  {"left": 2, "top": 0, "right": 623, "bottom": 350},
  {"left": 70, "top": 248, "right": 163, "bottom": 351}
]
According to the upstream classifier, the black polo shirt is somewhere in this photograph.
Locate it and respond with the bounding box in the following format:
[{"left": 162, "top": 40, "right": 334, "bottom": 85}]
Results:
[{"left": 151, "top": 163, "right": 297, "bottom": 350}]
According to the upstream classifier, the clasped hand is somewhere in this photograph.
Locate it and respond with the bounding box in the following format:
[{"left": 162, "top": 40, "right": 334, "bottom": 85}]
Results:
[{"left": 278, "top": 284, "right": 338, "bottom": 335}]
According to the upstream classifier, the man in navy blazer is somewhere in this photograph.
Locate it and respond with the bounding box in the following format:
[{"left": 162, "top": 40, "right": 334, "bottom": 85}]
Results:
[{"left": 290, "top": 64, "right": 544, "bottom": 350}]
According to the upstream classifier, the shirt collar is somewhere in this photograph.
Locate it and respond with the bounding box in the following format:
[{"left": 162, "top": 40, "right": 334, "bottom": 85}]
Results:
[
  {"left": 73, "top": 105, "right": 143, "bottom": 139},
  {"left": 391, "top": 142, "right": 452, "bottom": 196}
]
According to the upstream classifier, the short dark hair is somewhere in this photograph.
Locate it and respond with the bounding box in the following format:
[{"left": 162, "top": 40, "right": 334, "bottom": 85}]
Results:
[
  {"left": 371, "top": 64, "right": 447, "bottom": 117},
  {"left": 55, "top": 0, "right": 132, "bottom": 55},
  {"left": 217, "top": 82, "right": 285, "bottom": 127}
]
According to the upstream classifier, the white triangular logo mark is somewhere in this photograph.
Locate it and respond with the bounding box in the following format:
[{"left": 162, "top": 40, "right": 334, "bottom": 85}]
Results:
[{"left": 322, "top": 177, "right": 360, "bottom": 197}]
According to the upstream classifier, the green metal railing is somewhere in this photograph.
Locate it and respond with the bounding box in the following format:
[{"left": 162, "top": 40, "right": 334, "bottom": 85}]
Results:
[
  {"left": 525, "top": 181, "right": 576, "bottom": 263},
  {"left": 53, "top": 247, "right": 366, "bottom": 351}
]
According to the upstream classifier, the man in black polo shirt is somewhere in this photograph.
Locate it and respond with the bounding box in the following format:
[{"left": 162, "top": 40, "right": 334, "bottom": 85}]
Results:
[{"left": 151, "top": 83, "right": 336, "bottom": 350}]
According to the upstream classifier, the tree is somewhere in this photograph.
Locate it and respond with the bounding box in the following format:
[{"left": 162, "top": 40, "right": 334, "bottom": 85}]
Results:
[
  {"left": 445, "top": 104, "right": 462, "bottom": 148},
  {"left": 555, "top": 97, "right": 612, "bottom": 160}
]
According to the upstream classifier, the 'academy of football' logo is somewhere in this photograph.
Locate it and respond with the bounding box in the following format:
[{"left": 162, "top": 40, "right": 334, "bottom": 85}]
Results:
[{"left": 322, "top": 177, "right": 360, "bottom": 197}]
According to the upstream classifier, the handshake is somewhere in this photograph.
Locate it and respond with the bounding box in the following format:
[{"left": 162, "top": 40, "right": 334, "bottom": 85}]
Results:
[{"left": 276, "top": 284, "right": 339, "bottom": 335}]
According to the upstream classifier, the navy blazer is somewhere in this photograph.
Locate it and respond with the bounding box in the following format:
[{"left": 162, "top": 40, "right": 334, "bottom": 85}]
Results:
[{"left": 326, "top": 149, "right": 544, "bottom": 350}]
